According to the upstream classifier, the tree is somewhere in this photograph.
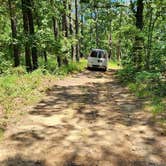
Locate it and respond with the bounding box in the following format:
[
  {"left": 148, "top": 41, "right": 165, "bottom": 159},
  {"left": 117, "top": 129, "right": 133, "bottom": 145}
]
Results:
[
  {"left": 8, "top": 0, "right": 20, "bottom": 67},
  {"left": 130, "top": 0, "right": 144, "bottom": 69},
  {"left": 75, "top": 0, "right": 80, "bottom": 61},
  {"left": 22, "top": 0, "right": 32, "bottom": 71},
  {"left": 62, "top": 0, "right": 68, "bottom": 37},
  {"left": 69, "top": 0, "right": 75, "bottom": 60},
  {"left": 0, "top": 0, "right": 165, "bottom": 74},
  {"left": 27, "top": 0, "right": 38, "bottom": 70}
]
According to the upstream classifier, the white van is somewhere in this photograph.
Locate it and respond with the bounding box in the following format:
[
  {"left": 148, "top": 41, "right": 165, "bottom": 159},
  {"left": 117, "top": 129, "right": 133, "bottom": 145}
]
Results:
[{"left": 87, "top": 49, "right": 108, "bottom": 71}]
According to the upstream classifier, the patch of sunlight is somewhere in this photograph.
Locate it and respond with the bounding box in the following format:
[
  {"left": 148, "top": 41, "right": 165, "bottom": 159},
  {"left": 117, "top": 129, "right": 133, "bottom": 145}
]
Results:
[
  {"left": 108, "top": 60, "right": 122, "bottom": 70},
  {"left": 64, "top": 108, "right": 77, "bottom": 119}
]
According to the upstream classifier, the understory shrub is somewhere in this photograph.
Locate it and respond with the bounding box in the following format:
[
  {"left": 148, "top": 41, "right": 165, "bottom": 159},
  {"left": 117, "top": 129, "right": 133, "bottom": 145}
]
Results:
[{"left": 118, "top": 66, "right": 166, "bottom": 121}]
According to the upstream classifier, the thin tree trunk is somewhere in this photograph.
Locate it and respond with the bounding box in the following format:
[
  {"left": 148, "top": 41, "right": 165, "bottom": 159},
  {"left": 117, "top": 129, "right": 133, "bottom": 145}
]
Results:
[
  {"left": 146, "top": 8, "right": 159, "bottom": 70},
  {"left": 95, "top": 8, "right": 99, "bottom": 48},
  {"left": 132, "top": 0, "right": 144, "bottom": 70},
  {"left": 53, "top": 17, "right": 61, "bottom": 67},
  {"left": 52, "top": 17, "right": 59, "bottom": 38},
  {"left": 62, "top": 0, "right": 69, "bottom": 65},
  {"left": 146, "top": 8, "right": 153, "bottom": 70},
  {"left": 21, "top": 0, "right": 32, "bottom": 71},
  {"left": 62, "top": 0, "right": 68, "bottom": 37},
  {"left": 108, "top": 19, "right": 112, "bottom": 59},
  {"left": 69, "top": 0, "right": 74, "bottom": 61},
  {"left": 135, "top": 0, "right": 144, "bottom": 30},
  {"left": 117, "top": 7, "right": 122, "bottom": 63},
  {"left": 8, "top": 0, "right": 20, "bottom": 67},
  {"left": 75, "top": 0, "right": 80, "bottom": 61},
  {"left": 52, "top": 16, "right": 62, "bottom": 67},
  {"left": 43, "top": 50, "right": 47, "bottom": 63},
  {"left": 34, "top": 2, "right": 46, "bottom": 66},
  {"left": 27, "top": 0, "right": 38, "bottom": 70},
  {"left": 50, "top": 0, "right": 61, "bottom": 67},
  {"left": 80, "top": 12, "right": 84, "bottom": 58}
]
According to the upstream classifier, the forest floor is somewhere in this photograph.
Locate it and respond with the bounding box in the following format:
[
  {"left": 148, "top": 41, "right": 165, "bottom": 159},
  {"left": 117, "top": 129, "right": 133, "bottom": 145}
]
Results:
[{"left": 0, "top": 69, "right": 166, "bottom": 166}]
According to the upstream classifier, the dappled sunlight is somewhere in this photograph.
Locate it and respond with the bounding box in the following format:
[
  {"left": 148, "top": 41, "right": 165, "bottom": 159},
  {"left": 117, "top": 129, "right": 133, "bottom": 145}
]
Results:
[{"left": 0, "top": 70, "right": 165, "bottom": 166}]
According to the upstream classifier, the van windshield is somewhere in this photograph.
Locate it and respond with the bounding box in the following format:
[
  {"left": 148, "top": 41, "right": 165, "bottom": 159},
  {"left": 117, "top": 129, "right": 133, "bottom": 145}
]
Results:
[{"left": 90, "top": 51, "right": 98, "bottom": 58}]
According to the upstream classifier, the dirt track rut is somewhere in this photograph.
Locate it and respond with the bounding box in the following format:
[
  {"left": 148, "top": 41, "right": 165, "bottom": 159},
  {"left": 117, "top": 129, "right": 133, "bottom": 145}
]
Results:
[{"left": 0, "top": 70, "right": 165, "bottom": 166}]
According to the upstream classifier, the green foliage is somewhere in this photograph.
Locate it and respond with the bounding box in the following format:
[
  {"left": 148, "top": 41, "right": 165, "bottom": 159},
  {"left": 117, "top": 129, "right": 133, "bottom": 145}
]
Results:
[
  {"left": 117, "top": 65, "right": 138, "bottom": 83},
  {"left": 0, "top": 60, "right": 13, "bottom": 74},
  {"left": 0, "top": 69, "right": 45, "bottom": 114},
  {"left": 136, "top": 71, "right": 166, "bottom": 97},
  {"left": 118, "top": 66, "right": 166, "bottom": 122},
  {"left": 108, "top": 60, "right": 122, "bottom": 69},
  {"left": 0, "top": 59, "right": 86, "bottom": 127},
  {"left": 55, "top": 59, "right": 87, "bottom": 76},
  {"left": 0, "top": 67, "right": 54, "bottom": 132}
]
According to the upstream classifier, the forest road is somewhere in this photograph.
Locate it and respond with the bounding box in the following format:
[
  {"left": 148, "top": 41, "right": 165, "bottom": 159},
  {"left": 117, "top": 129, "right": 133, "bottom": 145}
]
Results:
[{"left": 0, "top": 69, "right": 166, "bottom": 166}]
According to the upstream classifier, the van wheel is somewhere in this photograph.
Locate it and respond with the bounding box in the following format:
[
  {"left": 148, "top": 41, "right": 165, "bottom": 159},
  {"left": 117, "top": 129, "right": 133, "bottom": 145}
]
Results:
[
  {"left": 87, "top": 67, "right": 91, "bottom": 70},
  {"left": 103, "top": 67, "right": 107, "bottom": 72}
]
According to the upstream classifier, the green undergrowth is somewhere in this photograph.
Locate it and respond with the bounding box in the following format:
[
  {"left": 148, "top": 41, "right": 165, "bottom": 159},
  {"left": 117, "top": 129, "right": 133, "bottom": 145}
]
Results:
[
  {"left": 0, "top": 59, "right": 86, "bottom": 135},
  {"left": 117, "top": 66, "right": 166, "bottom": 124},
  {"left": 56, "top": 59, "right": 87, "bottom": 76},
  {"left": 38, "top": 57, "right": 86, "bottom": 76},
  {"left": 108, "top": 60, "right": 122, "bottom": 70}
]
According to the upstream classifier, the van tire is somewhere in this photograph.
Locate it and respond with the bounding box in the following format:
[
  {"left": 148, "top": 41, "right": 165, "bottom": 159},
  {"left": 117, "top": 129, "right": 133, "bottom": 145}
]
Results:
[
  {"left": 103, "top": 67, "right": 107, "bottom": 72},
  {"left": 87, "top": 67, "right": 91, "bottom": 70}
]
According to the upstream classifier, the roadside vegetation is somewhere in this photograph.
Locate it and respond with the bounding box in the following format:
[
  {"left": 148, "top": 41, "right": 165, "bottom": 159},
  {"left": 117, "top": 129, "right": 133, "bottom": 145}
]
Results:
[
  {"left": 117, "top": 67, "right": 166, "bottom": 126},
  {"left": 0, "top": 59, "right": 86, "bottom": 134}
]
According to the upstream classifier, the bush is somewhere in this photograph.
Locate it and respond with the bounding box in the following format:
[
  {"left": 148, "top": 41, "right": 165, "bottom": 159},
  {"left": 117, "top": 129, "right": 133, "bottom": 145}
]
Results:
[
  {"left": 117, "top": 65, "right": 138, "bottom": 83},
  {"left": 118, "top": 66, "right": 166, "bottom": 122},
  {"left": 0, "top": 60, "right": 13, "bottom": 75},
  {"left": 55, "top": 59, "right": 86, "bottom": 76},
  {"left": 136, "top": 71, "right": 166, "bottom": 97}
]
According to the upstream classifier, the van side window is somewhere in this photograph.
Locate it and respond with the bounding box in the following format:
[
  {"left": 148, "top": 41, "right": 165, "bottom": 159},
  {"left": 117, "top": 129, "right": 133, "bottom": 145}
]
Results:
[{"left": 98, "top": 51, "right": 104, "bottom": 58}]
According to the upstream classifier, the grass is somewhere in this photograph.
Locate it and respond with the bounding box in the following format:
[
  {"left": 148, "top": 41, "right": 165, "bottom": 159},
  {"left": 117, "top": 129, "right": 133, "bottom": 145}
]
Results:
[
  {"left": 123, "top": 70, "right": 166, "bottom": 125},
  {"left": 108, "top": 60, "right": 122, "bottom": 70},
  {"left": 0, "top": 59, "right": 87, "bottom": 139},
  {"left": 128, "top": 82, "right": 166, "bottom": 116},
  {"left": 56, "top": 59, "right": 87, "bottom": 76}
]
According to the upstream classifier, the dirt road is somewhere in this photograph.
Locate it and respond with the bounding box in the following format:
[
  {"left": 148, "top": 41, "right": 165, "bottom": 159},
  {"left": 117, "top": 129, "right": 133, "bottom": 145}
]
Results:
[{"left": 0, "top": 70, "right": 165, "bottom": 166}]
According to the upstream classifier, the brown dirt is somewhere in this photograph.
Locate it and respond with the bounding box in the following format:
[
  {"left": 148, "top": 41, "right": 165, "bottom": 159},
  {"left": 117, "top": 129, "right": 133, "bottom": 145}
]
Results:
[{"left": 0, "top": 70, "right": 165, "bottom": 166}]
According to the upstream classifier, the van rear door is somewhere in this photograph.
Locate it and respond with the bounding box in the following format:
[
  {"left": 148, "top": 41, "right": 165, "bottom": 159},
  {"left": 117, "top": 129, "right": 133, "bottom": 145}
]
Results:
[{"left": 88, "top": 50, "right": 99, "bottom": 66}]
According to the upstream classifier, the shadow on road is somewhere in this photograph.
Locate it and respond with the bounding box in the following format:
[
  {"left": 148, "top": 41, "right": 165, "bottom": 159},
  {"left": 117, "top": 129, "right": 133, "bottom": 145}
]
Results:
[{"left": 0, "top": 70, "right": 165, "bottom": 166}]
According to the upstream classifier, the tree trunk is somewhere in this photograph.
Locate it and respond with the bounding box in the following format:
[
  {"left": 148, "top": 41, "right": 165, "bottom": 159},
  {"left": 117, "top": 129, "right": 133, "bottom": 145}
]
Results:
[
  {"left": 132, "top": 0, "right": 144, "bottom": 70},
  {"left": 62, "top": 0, "right": 68, "bottom": 37},
  {"left": 27, "top": 0, "right": 38, "bottom": 70},
  {"left": 80, "top": 12, "right": 84, "bottom": 58},
  {"left": 95, "top": 8, "right": 99, "bottom": 48},
  {"left": 69, "top": 0, "right": 74, "bottom": 61},
  {"left": 52, "top": 16, "right": 61, "bottom": 67},
  {"left": 8, "top": 0, "right": 20, "bottom": 67},
  {"left": 117, "top": 7, "right": 122, "bottom": 63},
  {"left": 75, "top": 0, "right": 80, "bottom": 61},
  {"left": 108, "top": 19, "right": 112, "bottom": 59},
  {"left": 52, "top": 17, "right": 59, "bottom": 38},
  {"left": 62, "top": 0, "right": 69, "bottom": 65},
  {"left": 146, "top": 7, "right": 153, "bottom": 70},
  {"left": 146, "top": 7, "right": 158, "bottom": 70},
  {"left": 43, "top": 50, "right": 47, "bottom": 64},
  {"left": 21, "top": 0, "right": 32, "bottom": 71},
  {"left": 135, "top": 0, "right": 144, "bottom": 30}
]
